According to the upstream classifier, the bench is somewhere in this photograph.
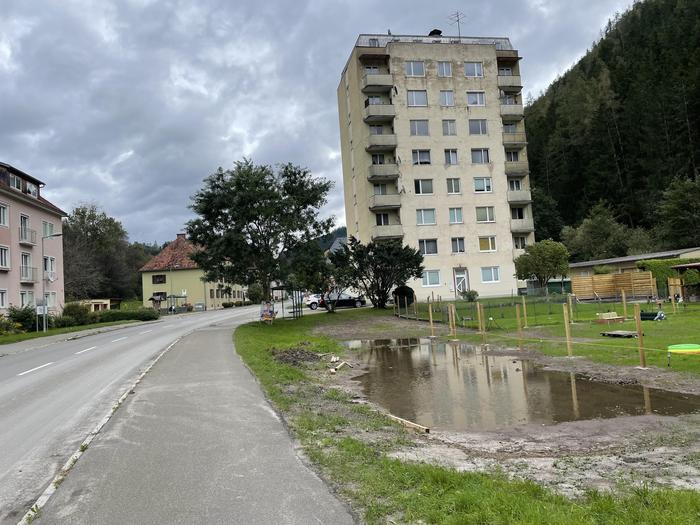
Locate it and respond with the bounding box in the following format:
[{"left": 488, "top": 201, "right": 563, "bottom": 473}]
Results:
[{"left": 595, "top": 312, "right": 626, "bottom": 324}]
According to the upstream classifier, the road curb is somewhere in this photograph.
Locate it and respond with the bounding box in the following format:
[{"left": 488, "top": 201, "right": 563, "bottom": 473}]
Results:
[{"left": 17, "top": 336, "right": 182, "bottom": 525}]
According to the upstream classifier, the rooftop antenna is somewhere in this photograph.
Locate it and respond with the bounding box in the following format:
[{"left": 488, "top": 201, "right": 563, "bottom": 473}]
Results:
[{"left": 448, "top": 11, "right": 466, "bottom": 39}]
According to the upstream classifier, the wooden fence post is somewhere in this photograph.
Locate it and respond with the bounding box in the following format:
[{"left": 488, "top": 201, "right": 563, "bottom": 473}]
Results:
[
  {"left": 567, "top": 294, "right": 574, "bottom": 323},
  {"left": 521, "top": 295, "right": 528, "bottom": 328},
  {"left": 515, "top": 303, "right": 522, "bottom": 344},
  {"left": 621, "top": 290, "right": 628, "bottom": 319},
  {"left": 428, "top": 301, "right": 435, "bottom": 337},
  {"left": 562, "top": 303, "right": 573, "bottom": 357},
  {"left": 413, "top": 293, "right": 418, "bottom": 319},
  {"left": 671, "top": 293, "right": 677, "bottom": 314},
  {"left": 634, "top": 303, "right": 647, "bottom": 368}
]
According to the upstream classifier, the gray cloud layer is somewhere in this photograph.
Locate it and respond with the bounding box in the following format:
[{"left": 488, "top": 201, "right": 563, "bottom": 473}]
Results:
[{"left": 0, "top": 0, "right": 631, "bottom": 243}]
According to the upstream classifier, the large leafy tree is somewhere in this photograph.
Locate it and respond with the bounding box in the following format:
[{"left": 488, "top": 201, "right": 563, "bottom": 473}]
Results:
[
  {"left": 329, "top": 237, "right": 423, "bottom": 309},
  {"left": 514, "top": 240, "right": 570, "bottom": 291},
  {"left": 560, "top": 202, "right": 630, "bottom": 262},
  {"left": 187, "top": 159, "right": 333, "bottom": 297},
  {"left": 655, "top": 177, "right": 700, "bottom": 249}
]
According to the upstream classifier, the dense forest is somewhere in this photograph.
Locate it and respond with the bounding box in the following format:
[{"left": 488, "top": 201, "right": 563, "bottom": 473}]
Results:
[{"left": 525, "top": 0, "right": 700, "bottom": 260}]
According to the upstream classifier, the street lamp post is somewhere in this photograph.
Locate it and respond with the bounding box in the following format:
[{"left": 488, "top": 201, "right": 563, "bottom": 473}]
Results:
[{"left": 41, "top": 232, "right": 63, "bottom": 332}]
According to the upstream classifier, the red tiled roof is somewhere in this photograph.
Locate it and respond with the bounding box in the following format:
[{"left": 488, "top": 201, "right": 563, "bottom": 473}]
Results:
[{"left": 139, "top": 234, "right": 200, "bottom": 272}]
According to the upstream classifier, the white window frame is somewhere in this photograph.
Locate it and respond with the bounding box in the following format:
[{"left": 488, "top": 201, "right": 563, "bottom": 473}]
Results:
[
  {"left": 410, "top": 120, "right": 429, "bottom": 136},
  {"left": 412, "top": 149, "right": 431, "bottom": 165},
  {"left": 464, "top": 61, "right": 484, "bottom": 78},
  {"left": 407, "top": 90, "right": 428, "bottom": 107},
  {"left": 503, "top": 122, "right": 517, "bottom": 133},
  {"left": 474, "top": 177, "right": 493, "bottom": 193},
  {"left": 0, "top": 289, "right": 6, "bottom": 308},
  {"left": 511, "top": 207, "right": 525, "bottom": 220},
  {"left": 371, "top": 153, "right": 385, "bottom": 165},
  {"left": 449, "top": 207, "right": 463, "bottom": 224},
  {"left": 367, "top": 95, "right": 382, "bottom": 105},
  {"left": 422, "top": 270, "right": 441, "bottom": 287},
  {"left": 376, "top": 213, "right": 390, "bottom": 226},
  {"left": 471, "top": 148, "right": 490, "bottom": 164},
  {"left": 26, "top": 182, "right": 38, "bottom": 198},
  {"left": 42, "top": 220, "right": 55, "bottom": 237},
  {"left": 418, "top": 239, "right": 438, "bottom": 256},
  {"left": 481, "top": 266, "right": 501, "bottom": 283},
  {"left": 469, "top": 119, "right": 488, "bottom": 135},
  {"left": 10, "top": 174, "right": 22, "bottom": 191},
  {"left": 513, "top": 236, "right": 528, "bottom": 249},
  {"left": 440, "top": 90, "right": 455, "bottom": 107},
  {"left": 43, "top": 255, "right": 56, "bottom": 273},
  {"left": 451, "top": 237, "right": 465, "bottom": 253},
  {"left": 437, "top": 61, "right": 452, "bottom": 77},
  {"left": 476, "top": 206, "right": 496, "bottom": 223},
  {"left": 506, "top": 150, "right": 520, "bottom": 162},
  {"left": 442, "top": 119, "right": 457, "bottom": 136},
  {"left": 0, "top": 245, "right": 8, "bottom": 268},
  {"left": 444, "top": 149, "right": 458, "bottom": 166},
  {"left": 446, "top": 178, "right": 460, "bottom": 194},
  {"left": 478, "top": 236, "right": 497, "bottom": 252},
  {"left": 369, "top": 125, "right": 384, "bottom": 135},
  {"left": 365, "top": 65, "right": 379, "bottom": 74},
  {"left": 499, "top": 67, "right": 513, "bottom": 76},
  {"left": 0, "top": 203, "right": 7, "bottom": 227},
  {"left": 509, "top": 179, "right": 523, "bottom": 191},
  {"left": 467, "top": 91, "right": 486, "bottom": 106},
  {"left": 416, "top": 208, "right": 436, "bottom": 225},
  {"left": 414, "top": 179, "right": 434, "bottom": 195},
  {"left": 20, "top": 290, "right": 34, "bottom": 307},
  {"left": 405, "top": 60, "right": 425, "bottom": 77}
]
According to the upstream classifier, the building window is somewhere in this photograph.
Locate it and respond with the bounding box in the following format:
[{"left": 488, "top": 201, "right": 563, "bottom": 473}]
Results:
[
  {"left": 43, "top": 256, "right": 56, "bottom": 273},
  {"left": 513, "top": 236, "right": 528, "bottom": 249},
  {"left": 414, "top": 179, "right": 433, "bottom": 194},
  {"left": 369, "top": 125, "right": 384, "bottom": 135},
  {"left": 405, "top": 60, "right": 425, "bottom": 76},
  {"left": 446, "top": 178, "right": 460, "bottom": 194},
  {"left": 365, "top": 65, "right": 379, "bottom": 74},
  {"left": 469, "top": 119, "right": 488, "bottom": 135},
  {"left": 367, "top": 95, "right": 382, "bottom": 105},
  {"left": 464, "top": 61, "right": 484, "bottom": 77},
  {"left": 210, "top": 289, "right": 215, "bottom": 299},
  {"left": 501, "top": 94, "right": 517, "bottom": 105},
  {"left": 451, "top": 237, "right": 465, "bottom": 253},
  {"left": 407, "top": 90, "right": 428, "bottom": 107},
  {"left": 44, "top": 292, "right": 57, "bottom": 308},
  {"left": 368, "top": 38, "right": 379, "bottom": 47},
  {"left": 371, "top": 153, "right": 385, "bottom": 165},
  {"left": 0, "top": 246, "right": 8, "bottom": 268},
  {"left": 152, "top": 274, "right": 166, "bottom": 284},
  {"left": 479, "top": 236, "right": 497, "bottom": 252},
  {"left": 444, "top": 149, "right": 458, "bottom": 165},
  {"left": 503, "top": 122, "right": 517, "bottom": 133},
  {"left": 449, "top": 207, "right": 463, "bottom": 224},
  {"left": 412, "top": 149, "right": 431, "bottom": 165},
  {"left": 373, "top": 183, "right": 387, "bottom": 195},
  {"left": 376, "top": 213, "right": 389, "bottom": 226},
  {"left": 476, "top": 206, "right": 496, "bottom": 223},
  {"left": 499, "top": 66, "right": 513, "bottom": 76},
  {"left": 422, "top": 270, "right": 440, "bottom": 287},
  {"left": 442, "top": 119, "right": 456, "bottom": 136},
  {"left": 467, "top": 91, "right": 486, "bottom": 106},
  {"left": 474, "top": 177, "right": 492, "bottom": 192},
  {"left": 437, "top": 61, "right": 452, "bottom": 77},
  {"left": 410, "top": 120, "right": 429, "bottom": 136},
  {"left": 42, "top": 221, "right": 55, "bottom": 237},
  {"left": 511, "top": 207, "right": 525, "bottom": 220},
  {"left": 9, "top": 174, "right": 22, "bottom": 191},
  {"left": 416, "top": 208, "right": 436, "bottom": 225},
  {"left": 471, "top": 148, "right": 490, "bottom": 164},
  {"left": 440, "top": 90, "right": 454, "bottom": 107},
  {"left": 0, "top": 289, "right": 6, "bottom": 308},
  {"left": 506, "top": 150, "right": 520, "bottom": 162},
  {"left": 481, "top": 266, "right": 500, "bottom": 283},
  {"left": 26, "top": 182, "right": 38, "bottom": 198},
  {"left": 20, "top": 291, "right": 34, "bottom": 307},
  {"left": 418, "top": 239, "right": 438, "bottom": 255},
  {"left": 0, "top": 204, "right": 7, "bottom": 227}
]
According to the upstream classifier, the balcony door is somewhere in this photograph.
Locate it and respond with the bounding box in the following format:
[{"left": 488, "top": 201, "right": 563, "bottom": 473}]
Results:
[{"left": 454, "top": 268, "right": 469, "bottom": 294}]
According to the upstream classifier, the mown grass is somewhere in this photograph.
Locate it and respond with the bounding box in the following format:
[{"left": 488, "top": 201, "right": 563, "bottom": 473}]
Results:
[
  {"left": 0, "top": 320, "right": 138, "bottom": 345},
  {"left": 234, "top": 309, "right": 700, "bottom": 524}
]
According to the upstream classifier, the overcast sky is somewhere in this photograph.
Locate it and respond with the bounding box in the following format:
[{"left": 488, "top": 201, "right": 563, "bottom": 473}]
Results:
[{"left": 1, "top": 0, "right": 632, "bottom": 244}]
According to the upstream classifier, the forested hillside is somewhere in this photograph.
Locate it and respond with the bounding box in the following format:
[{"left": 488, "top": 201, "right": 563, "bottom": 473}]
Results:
[{"left": 526, "top": 0, "right": 700, "bottom": 257}]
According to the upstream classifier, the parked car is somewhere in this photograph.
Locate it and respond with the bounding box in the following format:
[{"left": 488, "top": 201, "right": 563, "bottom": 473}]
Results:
[
  {"left": 304, "top": 293, "right": 322, "bottom": 310},
  {"left": 319, "top": 293, "right": 366, "bottom": 309}
]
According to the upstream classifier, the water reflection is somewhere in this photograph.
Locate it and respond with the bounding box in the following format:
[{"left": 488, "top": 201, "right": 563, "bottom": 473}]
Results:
[{"left": 348, "top": 339, "right": 700, "bottom": 432}]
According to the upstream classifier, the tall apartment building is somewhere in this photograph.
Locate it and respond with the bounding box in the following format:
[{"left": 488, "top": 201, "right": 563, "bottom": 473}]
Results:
[
  {"left": 338, "top": 32, "right": 534, "bottom": 299},
  {"left": 0, "top": 162, "right": 66, "bottom": 313}
]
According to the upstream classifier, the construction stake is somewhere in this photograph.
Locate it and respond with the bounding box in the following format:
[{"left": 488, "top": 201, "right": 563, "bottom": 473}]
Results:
[
  {"left": 562, "top": 303, "right": 573, "bottom": 357},
  {"left": 634, "top": 303, "right": 647, "bottom": 368}
]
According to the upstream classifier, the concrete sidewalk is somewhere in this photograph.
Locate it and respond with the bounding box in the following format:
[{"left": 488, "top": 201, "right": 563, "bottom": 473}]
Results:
[{"left": 36, "top": 320, "right": 355, "bottom": 524}]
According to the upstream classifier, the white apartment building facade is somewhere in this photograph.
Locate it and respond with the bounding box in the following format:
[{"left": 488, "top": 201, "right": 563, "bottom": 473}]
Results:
[{"left": 338, "top": 32, "right": 534, "bottom": 299}]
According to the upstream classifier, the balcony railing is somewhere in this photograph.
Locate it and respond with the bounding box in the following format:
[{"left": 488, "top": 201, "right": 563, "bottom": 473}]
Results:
[
  {"left": 20, "top": 266, "right": 38, "bottom": 283},
  {"left": 497, "top": 75, "right": 522, "bottom": 91},
  {"left": 500, "top": 104, "right": 524, "bottom": 119},
  {"left": 367, "top": 163, "right": 399, "bottom": 181},
  {"left": 361, "top": 74, "right": 393, "bottom": 93},
  {"left": 365, "top": 134, "right": 397, "bottom": 152},
  {"left": 363, "top": 104, "right": 395, "bottom": 123},
  {"left": 502, "top": 132, "right": 528, "bottom": 147},
  {"left": 505, "top": 161, "right": 530, "bottom": 175},
  {"left": 370, "top": 224, "right": 403, "bottom": 240},
  {"left": 507, "top": 189, "right": 532, "bottom": 204},
  {"left": 368, "top": 193, "right": 401, "bottom": 211},
  {"left": 19, "top": 228, "right": 37, "bottom": 245},
  {"left": 510, "top": 218, "right": 535, "bottom": 233}
]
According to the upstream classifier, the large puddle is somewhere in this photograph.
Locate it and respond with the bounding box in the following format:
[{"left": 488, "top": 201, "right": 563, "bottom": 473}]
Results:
[{"left": 346, "top": 339, "right": 700, "bottom": 431}]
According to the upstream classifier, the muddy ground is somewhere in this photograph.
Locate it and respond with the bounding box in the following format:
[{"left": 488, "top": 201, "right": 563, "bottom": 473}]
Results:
[{"left": 312, "top": 314, "right": 700, "bottom": 497}]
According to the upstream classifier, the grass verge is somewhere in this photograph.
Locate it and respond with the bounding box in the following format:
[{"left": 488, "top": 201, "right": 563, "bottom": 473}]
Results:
[
  {"left": 0, "top": 320, "right": 138, "bottom": 345},
  {"left": 234, "top": 309, "right": 700, "bottom": 524}
]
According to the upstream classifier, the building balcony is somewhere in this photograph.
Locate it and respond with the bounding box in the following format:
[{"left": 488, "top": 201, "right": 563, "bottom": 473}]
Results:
[
  {"left": 370, "top": 224, "right": 403, "bottom": 240},
  {"left": 500, "top": 104, "right": 524, "bottom": 120},
  {"left": 19, "top": 228, "right": 37, "bottom": 246},
  {"left": 363, "top": 104, "right": 395, "bottom": 123},
  {"left": 361, "top": 74, "right": 393, "bottom": 93},
  {"left": 505, "top": 161, "right": 530, "bottom": 176},
  {"left": 368, "top": 193, "right": 401, "bottom": 211},
  {"left": 20, "top": 266, "right": 38, "bottom": 284},
  {"left": 497, "top": 75, "right": 522, "bottom": 92},
  {"left": 507, "top": 189, "right": 532, "bottom": 204},
  {"left": 512, "top": 248, "right": 526, "bottom": 260},
  {"left": 510, "top": 218, "right": 535, "bottom": 233},
  {"left": 502, "top": 132, "right": 528, "bottom": 148},
  {"left": 496, "top": 49, "right": 521, "bottom": 60},
  {"left": 358, "top": 47, "right": 390, "bottom": 61},
  {"left": 367, "top": 163, "right": 399, "bottom": 181},
  {"left": 365, "top": 134, "right": 397, "bottom": 152}
]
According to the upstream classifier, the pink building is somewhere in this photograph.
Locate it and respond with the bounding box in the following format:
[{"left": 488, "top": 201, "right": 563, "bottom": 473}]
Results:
[{"left": 0, "top": 162, "right": 66, "bottom": 314}]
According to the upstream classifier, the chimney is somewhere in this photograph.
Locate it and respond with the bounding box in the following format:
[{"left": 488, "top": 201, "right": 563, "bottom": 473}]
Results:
[{"left": 176, "top": 233, "right": 186, "bottom": 240}]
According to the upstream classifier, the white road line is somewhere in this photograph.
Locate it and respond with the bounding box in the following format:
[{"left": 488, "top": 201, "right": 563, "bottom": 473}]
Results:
[
  {"left": 111, "top": 337, "right": 128, "bottom": 343},
  {"left": 74, "top": 346, "right": 98, "bottom": 355},
  {"left": 17, "top": 362, "right": 55, "bottom": 376},
  {"left": 139, "top": 330, "right": 153, "bottom": 334}
]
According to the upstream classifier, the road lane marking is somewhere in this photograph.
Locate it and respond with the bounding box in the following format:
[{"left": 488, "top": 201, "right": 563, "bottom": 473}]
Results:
[
  {"left": 139, "top": 329, "right": 153, "bottom": 334},
  {"left": 17, "top": 362, "right": 55, "bottom": 376},
  {"left": 111, "top": 337, "right": 128, "bottom": 343},
  {"left": 74, "top": 346, "right": 98, "bottom": 355}
]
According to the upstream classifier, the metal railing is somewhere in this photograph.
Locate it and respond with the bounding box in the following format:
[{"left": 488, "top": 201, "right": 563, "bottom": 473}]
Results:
[
  {"left": 20, "top": 266, "right": 38, "bottom": 283},
  {"left": 19, "top": 227, "right": 37, "bottom": 245}
]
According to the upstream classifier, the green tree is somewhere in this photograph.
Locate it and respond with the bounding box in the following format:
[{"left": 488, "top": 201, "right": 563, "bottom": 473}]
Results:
[
  {"left": 328, "top": 237, "right": 424, "bottom": 309},
  {"left": 560, "top": 202, "right": 629, "bottom": 261},
  {"left": 186, "top": 160, "right": 333, "bottom": 297},
  {"left": 655, "top": 177, "right": 700, "bottom": 248},
  {"left": 531, "top": 187, "right": 564, "bottom": 241},
  {"left": 514, "top": 240, "right": 570, "bottom": 292}
]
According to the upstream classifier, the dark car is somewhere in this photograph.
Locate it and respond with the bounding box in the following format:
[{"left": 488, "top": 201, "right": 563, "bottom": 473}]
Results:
[{"left": 319, "top": 292, "right": 366, "bottom": 309}]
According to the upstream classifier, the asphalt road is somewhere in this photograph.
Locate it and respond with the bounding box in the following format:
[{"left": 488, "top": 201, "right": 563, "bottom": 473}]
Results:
[{"left": 0, "top": 306, "right": 260, "bottom": 524}]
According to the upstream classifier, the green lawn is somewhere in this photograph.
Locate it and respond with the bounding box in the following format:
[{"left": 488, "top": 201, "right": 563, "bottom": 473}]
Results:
[
  {"left": 234, "top": 309, "right": 700, "bottom": 524},
  {"left": 0, "top": 320, "right": 138, "bottom": 345}
]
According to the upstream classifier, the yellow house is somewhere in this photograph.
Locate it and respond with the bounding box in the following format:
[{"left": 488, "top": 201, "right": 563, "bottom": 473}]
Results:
[{"left": 139, "top": 233, "right": 245, "bottom": 311}]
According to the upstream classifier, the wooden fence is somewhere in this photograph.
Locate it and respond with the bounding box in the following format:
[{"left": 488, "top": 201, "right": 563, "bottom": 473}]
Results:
[{"left": 571, "top": 271, "right": 657, "bottom": 299}]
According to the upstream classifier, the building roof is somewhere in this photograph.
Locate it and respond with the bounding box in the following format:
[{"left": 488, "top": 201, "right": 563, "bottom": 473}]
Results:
[
  {"left": 671, "top": 262, "right": 700, "bottom": 270},
  {"left": 139, "top": 234, "right": 200, "bottom": 272},
  {"left": 569, "top": 247, "right": 700, "bottom": 268},
  {"left": 0, "top": 162, "right": 67, "bottom": 216},
  {"left": 355, "top": 33, "right": 513, "bottom": 50}
]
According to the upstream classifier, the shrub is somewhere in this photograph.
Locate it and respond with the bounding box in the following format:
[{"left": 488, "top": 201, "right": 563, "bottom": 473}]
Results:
[
  {"left": 234, "top": 301, "right": 243, "bottom": 307},
  {"left": 593, "top": 265, "right": 615, "bottom": 275},
  {"left": 393, "top": 285, "right": 415, "bottom": 306},
  {"left": 7, "top": 305, "right": 37, "bottom": 331},
  {"left": 244, "top": 300, "right": 252, "bottom": 306},
  {"left": 96, "top": 309, "right": 160, "bottom": 322},
  {"left": 683, "top": 268, "right": 700, "bottom": 286},
  {"left": 461, "top": 289, "right": 479, "bottom": 302},
  {"left": 53, "top": 315, "right": 77, "bottom": 328},
  {"left": 0, "top": 316, "right": 22, "bottom": 334},
  {"left": 62, "top": 303, "right": 92, "bottom": 325},
  {"left": 246, "top": 283, "right": 264, "bottom": 304},
  {"left": 222, "top": 302, "right": 234, "bottom": 308}
]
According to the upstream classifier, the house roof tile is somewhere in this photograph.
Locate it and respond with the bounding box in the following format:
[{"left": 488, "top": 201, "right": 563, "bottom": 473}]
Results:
[{"left": 139, "top": 234, "right": 200, "bottom": 272}]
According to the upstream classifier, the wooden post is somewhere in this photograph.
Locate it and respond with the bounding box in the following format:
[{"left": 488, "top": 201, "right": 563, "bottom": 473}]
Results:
[
  {"left": 567, "top": 294, "right": 574, "bottom": 323},
  {"left": 621, "top": 290, "right": 628, "bottom": 319},
  {"left": 413, "top": 293, "right": 418, "bottom": 319},
  {"left": 515, "top": 303, "right": 522, "bottom": 343},
  {"left": 451, "top": 304, "right": 458, "bottom": 337},
  {"left": 479, "top": 303, "right": 487, "bottom": 342},
  {"left": 403, "top": 296, "right": 408, "bottom": 318},
  {"left": 428, "top": 302, "right": 435, "bottom": 337},
  {"left": 521, "top": 295, "right": 528, "bottom": 328},
  {"left": 570, "top": 372, "right": 580, "bottom": 419},
  {"left": 671, "top": 293, "right": 677, "bottom": 314},
  {"left": 634, "top": 303, "right": 647, "bottom": 368},
  {"left": 476, "top": 301, "right": 483, "bottom": 333},
  {"left": 393, "top": 295, "right": 397, "bottom": 316},
  {"left": 562, "top": 303, "right": 573, "bottom": 357}
]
